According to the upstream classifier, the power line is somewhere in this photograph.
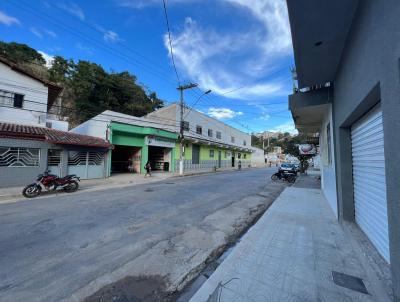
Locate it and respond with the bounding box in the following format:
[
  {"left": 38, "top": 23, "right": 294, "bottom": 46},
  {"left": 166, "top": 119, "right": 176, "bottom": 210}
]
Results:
[
  {"left": 6, "top": 0, "right": 178, "bottom": 88},
  {"left": 162, "top": 0, "right": 181, "bottom": 85}
]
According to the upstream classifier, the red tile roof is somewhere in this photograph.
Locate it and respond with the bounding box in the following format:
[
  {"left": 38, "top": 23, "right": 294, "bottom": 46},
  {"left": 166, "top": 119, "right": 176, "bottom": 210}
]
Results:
[{"left": 0, "top": 123, "right": 112, "bottom": 148}]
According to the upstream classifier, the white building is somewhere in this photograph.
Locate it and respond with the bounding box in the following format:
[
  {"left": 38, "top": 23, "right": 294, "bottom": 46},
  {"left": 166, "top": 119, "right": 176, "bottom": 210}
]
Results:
[{"left": 0, "top": 57, "right": 68, "bottom": 130}]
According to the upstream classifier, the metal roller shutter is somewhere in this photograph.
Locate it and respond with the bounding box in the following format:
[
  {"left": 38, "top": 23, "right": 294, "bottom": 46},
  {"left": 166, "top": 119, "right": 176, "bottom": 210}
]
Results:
[{"left": 351, "top": 105, "right": 390, "bottom": 263}]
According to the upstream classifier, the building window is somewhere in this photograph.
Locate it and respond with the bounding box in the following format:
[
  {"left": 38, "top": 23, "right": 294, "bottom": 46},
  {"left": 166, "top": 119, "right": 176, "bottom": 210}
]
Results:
[
  {"left": 196, "top": 125, "right": 202, "bottom": 135},
  {"left": 244, "top": 154, "right": 247, "bottom": 159},
  {"left": 327, "top": 123, "right": 332, "bottom": 164},
  {"left": 181, "top": 121, "right": 190, "bottom": 131},
  {"left": 216, "top": 131, "right": 222, "bottom": 139},
  {"left": 238, "top": 153, "right": 241, "bottom": 159},
  {"left": 243, "top": 140, "right": 247, "bottom": 146},
  {"left": 209, "top": 150, "right": 214, "bottom": 158},
  {"left": 208, "top": 129, "right": 213, "bottom": 137},
  {"left": 48, "top": 149, "right": 61, "bottom": 166},
  {"left": 224, "top": 151, "right": 228, "bottom": 158},
  {"left": 0, "top": 90, "right": 24, "bottom": 108},
  {"left": 231, "top": 136, "right": 235, "bottom": 143},
  {"left": 0, "top": 147, "right": 40, "bottom": 167}
]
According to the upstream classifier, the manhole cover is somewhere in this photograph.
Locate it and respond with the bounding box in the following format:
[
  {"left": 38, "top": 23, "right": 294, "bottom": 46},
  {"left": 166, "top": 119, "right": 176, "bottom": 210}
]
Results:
[
  {"left": 165, "top": 182, "right": 175, "bottom": 184},
  {"left": 332, "top": 271, "right": 369, "bottom": 294},
  {"left": 144, "top": 188, "right": 154, "bottom": 192}
]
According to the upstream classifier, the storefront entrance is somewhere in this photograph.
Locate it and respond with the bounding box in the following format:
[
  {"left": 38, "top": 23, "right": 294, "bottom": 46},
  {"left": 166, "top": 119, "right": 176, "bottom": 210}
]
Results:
[
  {"left": 148, "top": 146, "right": 172, "bottom": 172},
  {"left": 111, "top": 145, "right": 141, "bottom": 173}
]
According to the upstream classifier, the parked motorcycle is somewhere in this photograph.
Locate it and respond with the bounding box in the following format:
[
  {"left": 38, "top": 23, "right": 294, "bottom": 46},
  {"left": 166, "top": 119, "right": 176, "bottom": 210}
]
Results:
[
  {"left": 22, "top": 171, "right": 80, "bottom": 198},
  {"left": 271, "top": 169, "right": 297, "bottom": 184}
]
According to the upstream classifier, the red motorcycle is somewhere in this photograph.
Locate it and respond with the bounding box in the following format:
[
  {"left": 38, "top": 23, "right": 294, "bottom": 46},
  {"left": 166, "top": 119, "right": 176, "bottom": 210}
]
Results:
[{"left": 22, "top": 171, "right": 80, "bottom": 198}]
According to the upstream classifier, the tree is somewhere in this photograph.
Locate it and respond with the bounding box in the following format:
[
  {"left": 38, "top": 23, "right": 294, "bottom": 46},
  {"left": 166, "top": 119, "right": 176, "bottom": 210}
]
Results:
[
  {"left": 0, "top": 41, "right": 45, "bottom": 65},
  {"left": 281, "top": 135, "right": 315, "bottom": 172},
  {"left": 0, "top": 40, "right": 166, "bottom": 128}
]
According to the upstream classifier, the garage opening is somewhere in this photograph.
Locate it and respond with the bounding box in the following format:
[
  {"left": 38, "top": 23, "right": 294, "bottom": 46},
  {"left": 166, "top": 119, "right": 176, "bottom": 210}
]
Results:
[
  {"left": 111, "top": 145, "right": 141, "bottom": 174},
  {"left": 148, "top": 146, "right": 172, "bottom": 172}
]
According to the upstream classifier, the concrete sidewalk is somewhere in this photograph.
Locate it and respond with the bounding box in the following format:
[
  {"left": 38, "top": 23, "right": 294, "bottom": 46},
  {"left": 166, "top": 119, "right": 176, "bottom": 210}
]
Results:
[
  {"left": 0, "top": 166, "right": 254, "bottom": 203},
  {"left": 189, "top": 182, "right": 392, "bottom": 301}
]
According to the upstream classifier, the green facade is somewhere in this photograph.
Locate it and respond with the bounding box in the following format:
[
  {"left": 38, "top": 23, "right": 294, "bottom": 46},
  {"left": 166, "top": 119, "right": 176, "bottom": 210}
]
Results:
[
  {"left": 175, "top": 141, "right": 251, "bottom": 163},
  {"left": 109, "top": 122, "right": 178, "bottom": 175}
]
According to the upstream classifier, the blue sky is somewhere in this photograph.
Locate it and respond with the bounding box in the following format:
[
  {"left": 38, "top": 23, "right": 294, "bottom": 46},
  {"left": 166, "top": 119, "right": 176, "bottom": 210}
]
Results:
[{"left": 0, "top": 0, "right": 296, "bottom": 134}]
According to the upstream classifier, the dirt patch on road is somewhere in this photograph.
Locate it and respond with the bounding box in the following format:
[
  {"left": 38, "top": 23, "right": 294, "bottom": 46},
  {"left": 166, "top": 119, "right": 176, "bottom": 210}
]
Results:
[{"left": 84, "top": 275, "right": 171, "bottom": 302}]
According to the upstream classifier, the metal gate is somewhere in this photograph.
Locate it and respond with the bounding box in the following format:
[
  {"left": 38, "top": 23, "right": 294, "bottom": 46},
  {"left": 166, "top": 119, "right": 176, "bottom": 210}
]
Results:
[
  {"left": 47, "top": 149, "right": 62, "bottom": 176},
  {"left": 351, "top": 105, "right": 389, "bottom": 262},
  {"left": 192, "top": 144, "right": 200, "bottom": 164},
  {"left": 68, "top": 151, "right": 105, "bottom": 179}
]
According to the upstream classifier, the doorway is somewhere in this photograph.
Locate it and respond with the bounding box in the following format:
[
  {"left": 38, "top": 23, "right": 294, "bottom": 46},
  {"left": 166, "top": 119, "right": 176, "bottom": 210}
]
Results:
[
  {"left": 231, "top": 151, "right": 235, "bottom": 167},
  {"left": 148, "top": 146, "right": 171, "bottom": 172},
  {"left": 111, "top": 145, "right": 141, "bottom": 173},
  {"left": 218, "top": 151, "right": 222, "bottom": 168}
]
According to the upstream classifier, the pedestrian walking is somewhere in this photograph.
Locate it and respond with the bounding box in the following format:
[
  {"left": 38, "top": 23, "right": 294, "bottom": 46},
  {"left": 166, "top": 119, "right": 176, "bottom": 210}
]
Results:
[{"left": 144, "top": 161, "right": 152, "bottom": 177}]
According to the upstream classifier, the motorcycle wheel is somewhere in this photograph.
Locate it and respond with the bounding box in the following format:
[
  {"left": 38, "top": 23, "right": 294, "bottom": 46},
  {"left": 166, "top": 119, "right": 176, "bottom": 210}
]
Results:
[
  {"left": 271, "top": 174, "right": 279, "bottom": 181},
  {"left": 22, "top": 184, "right": 41, "bottom": 198},
  {"left": 64, "top": 180, "right": 79, "bottom": 193},
  {"left": 287, "top": 175, "right": 296, "bottom": 183}
]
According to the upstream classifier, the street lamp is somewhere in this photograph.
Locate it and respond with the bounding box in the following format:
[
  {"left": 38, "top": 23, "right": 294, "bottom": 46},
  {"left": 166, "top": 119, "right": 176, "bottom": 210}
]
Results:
[{"left": 184, "top": 89, "right": 212, "bottom": 119}]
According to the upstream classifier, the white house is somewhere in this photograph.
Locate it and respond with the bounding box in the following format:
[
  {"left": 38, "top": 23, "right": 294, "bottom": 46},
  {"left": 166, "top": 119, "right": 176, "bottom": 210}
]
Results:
[{"left": 0, "top": 57, "right": 68, "bottom": 131}]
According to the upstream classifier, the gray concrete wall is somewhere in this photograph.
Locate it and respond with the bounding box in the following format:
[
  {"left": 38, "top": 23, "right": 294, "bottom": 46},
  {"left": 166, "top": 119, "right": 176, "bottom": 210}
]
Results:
[
  {"left": 0, "top": 138, "right": 51, "bottom": 188},
  {"left": 331, "top": 0, "right": 400, "bottom": 299},
  {"left": 0, "top": 138, "right": 110, "bottom": 188}
]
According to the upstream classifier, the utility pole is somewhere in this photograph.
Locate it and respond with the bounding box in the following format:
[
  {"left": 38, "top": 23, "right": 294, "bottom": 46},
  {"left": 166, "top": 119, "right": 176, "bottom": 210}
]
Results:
[{"left": 177, "top": 83, "right": 198, "bottom": 175}]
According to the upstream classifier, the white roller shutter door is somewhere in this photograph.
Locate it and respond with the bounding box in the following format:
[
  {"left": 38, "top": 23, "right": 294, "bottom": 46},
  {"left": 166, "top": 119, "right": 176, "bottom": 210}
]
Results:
[{"left": 351, "top": 105, "right": 390, "bottom": 262}]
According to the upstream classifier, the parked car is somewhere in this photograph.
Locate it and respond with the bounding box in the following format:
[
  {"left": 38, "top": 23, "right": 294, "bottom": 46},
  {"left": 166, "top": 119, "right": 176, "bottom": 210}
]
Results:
[{"left": 279, "top": 163, "right": 297, "bottom": 174}]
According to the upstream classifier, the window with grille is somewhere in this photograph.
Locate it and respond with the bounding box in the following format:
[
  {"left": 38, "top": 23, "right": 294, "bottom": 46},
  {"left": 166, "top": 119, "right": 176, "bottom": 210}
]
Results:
[
  {"left": 231, "top": 136, "right": 235, "bottom": 143},
  {"left": 68, "top": 151, "right": 104, "bottom": 166},
  {"left": 181, "top": 121, "right": 190, "bottom": 131},
  {"left": 216, "top": 131, "right": 221, "bottom": 139},
  {"left": 208, "top": 129, "right": 213, "bottom": 137},
  {"left": 48, "top": 149, "right": 61, "bottom": 166},
  {"left": 243, "top": 140, "right": 247, "bottom": 146},
  {"left": 88, "top": 151, "right": 104, "bottom": 165},
  {"left": 68, "top": 151, "right": 87, "bottom": 165},
  {"left": 209, "top": 150, "right": 214, "bottom": 158},
  {"left": 196, "top": 125, "right": 202, "bottom": 135},
  {"left": 0, "top": 89, "right": 24, "bottom": 108},
  {"left": 0, "top": 147, "right": 40, "bottom": 167}
]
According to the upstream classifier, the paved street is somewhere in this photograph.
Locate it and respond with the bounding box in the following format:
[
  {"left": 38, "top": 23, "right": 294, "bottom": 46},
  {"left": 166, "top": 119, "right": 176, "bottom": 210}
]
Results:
[{"left": 0, "top": 168, "right": 285, "bottom": 302}]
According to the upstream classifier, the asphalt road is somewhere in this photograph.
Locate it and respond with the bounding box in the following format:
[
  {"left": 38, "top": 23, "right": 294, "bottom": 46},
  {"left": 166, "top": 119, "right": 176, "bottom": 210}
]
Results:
[{"left": 0, "top": 168, "right": 281, "bottom": 302}]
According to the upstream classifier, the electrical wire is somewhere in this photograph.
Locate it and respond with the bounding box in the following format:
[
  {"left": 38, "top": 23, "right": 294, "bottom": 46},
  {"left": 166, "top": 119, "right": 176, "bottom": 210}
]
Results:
[{"left": 162, "top": 0, "right": 181, "bottom": 85}]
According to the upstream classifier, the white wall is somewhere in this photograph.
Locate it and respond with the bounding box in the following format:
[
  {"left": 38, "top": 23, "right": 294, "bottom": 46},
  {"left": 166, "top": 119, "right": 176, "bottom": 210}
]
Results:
[
  {"left": 148, "top": 104, "right": 251, "bottom": 149},
  {"left": 0, "top": 62, "right": 48, "bottom": 126},
  {"left": 71, "top": 118, "right": 109, "bottom": 139},
  {"left": 250, "top": 147, "right": 265, "bottom": 167},
  {"left": 319, "top": 105, "right": 338, "bottom": 217},
  {"left": 45, "top": 119, "right": 69, "bottom": 131}
]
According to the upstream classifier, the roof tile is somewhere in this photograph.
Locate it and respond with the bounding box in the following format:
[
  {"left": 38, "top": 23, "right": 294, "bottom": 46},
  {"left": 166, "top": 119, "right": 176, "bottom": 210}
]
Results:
[{"left": 0, "top": 123, "right": 112, "bottom": 148}]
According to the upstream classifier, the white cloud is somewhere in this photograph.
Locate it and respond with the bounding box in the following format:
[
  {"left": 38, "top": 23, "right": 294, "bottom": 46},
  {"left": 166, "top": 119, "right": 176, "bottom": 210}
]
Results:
[
  {"left": 30, "top": 27, "right": 43, "bottom": 39},
  {"left": 30, "top": 27, "right": 57, "bottom": 39},
  {"left": 116, "top": 0, "right": 190, "bottom": 9},
  {"left": 38, "top": 51, "right": 54, "bottom": 68},
  {"left": 76, "top": 43, "right": 93, "bottom": 54},
  {"left": 0, "top": 11, "right": 21, "bottom": 26},
  {"left": 208, "top": 107, "right": 243, "bottom": 120},
  {"left": 58, "top": 2, "right": 85, "bottom": 20},
  {"left": 44, "top": 29, "right": 57, "bottom": 38},
  {"left": 268, "top": 121, "right": 298, "bottom": 134},
  {"left": 164, "top": 1, "right": 292, "bottom": 100},
  {"left": 103, "top": 30, "right": 121, "bottom": 43}
]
